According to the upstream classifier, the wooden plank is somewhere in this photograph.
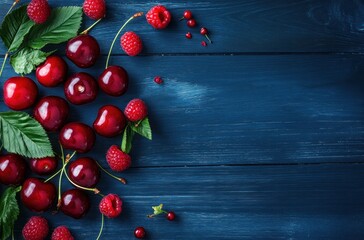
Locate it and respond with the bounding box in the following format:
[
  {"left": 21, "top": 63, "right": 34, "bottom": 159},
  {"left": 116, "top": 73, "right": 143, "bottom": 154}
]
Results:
[
  {"left": 0, "top": 55, "right": 364, "bottom": 166},
  {"left": 2, "top": 0, "right": 364, "bottom": 54},
  {"left": 9, "top": 164, "right": 364, "bottom": 239}
]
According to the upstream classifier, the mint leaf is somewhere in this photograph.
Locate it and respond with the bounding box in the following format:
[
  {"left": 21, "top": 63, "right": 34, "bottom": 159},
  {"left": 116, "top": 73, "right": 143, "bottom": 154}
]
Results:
[
  {"left": 121, "top": 125, "right": 134, "bottom": 154},
  {"left": 131, "top": 117, "right": 152, "bottom": 140},
  {"left": 0, "top": 186, "right": 21, "bottom": 240},
  {"left": 0, "top": 5, "right": 35, "bottom": 52},
  {"left": 0, "top": 111, "right": 54, "bottom": 158},
  {"left": 26, "top": 6, "right": 82, "bottom": 49},
  {"left": 10, "top": 48, "right": 53, "bottom": 75}
]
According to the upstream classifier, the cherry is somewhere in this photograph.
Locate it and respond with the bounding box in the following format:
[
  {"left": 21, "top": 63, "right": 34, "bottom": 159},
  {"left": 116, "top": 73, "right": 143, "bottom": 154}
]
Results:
[
  {"left": 3, "top": 77, "right": 38, "bottom": 110},
  {"left": 201, "top": 41, "right": 207, "bottom": 47},
  {"left": 60, "top": 189, "right": 90, "bottom": 219},
  {"left": 183, "top": 10, "right": 192, "bottom": 20},
  {"left": 68, "top": 157, "right": 100, "bottom": 188},
  {"left": 200, "top": 27, "right": 212, "bottom": 43},
  {"left": 36, "top": 55, "right": 68, "bottom": 87},
  {"left": 20, "top": 177, "right": 56, "bottom": 212},
  {"left": 185, "top": 32, "right": 192, "bottom": 39},
  {"left": 59, "top": 122, "right": 96, "bottom": 153},
  {"left": 134, "top": 227, "right": 146, "bottom": 239},
  {"left": 64, "top": 72, "right": 98, "bottom": 105},
  {"left": 0, "top": 154, "right": 26, "bottom": 185},
  {"left": 187, "top": 19, "right": 196, "bottom": 28},
  {"left": 66, "top": 34, "right": 100, "bottom": 68},
  {"left": 93, "top": 105, "right": 126, "bottom": 137},
  {"left": 154, "top": 76, "right": 163, "bottom": 84},
  {"left": 98, "top": 66, "right": 128, "bottom": 96},
  {"left": 30, "top": 157, "right": 57, "bottom": 175},
  {"left": 167, "top": 211, "right": 176, "bottom": 221},
  {"left": 33, "top": 96, "right": 69, "bottom": 131}
]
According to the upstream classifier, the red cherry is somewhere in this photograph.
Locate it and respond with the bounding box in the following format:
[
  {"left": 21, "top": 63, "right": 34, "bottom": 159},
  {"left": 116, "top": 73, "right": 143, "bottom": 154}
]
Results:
[
  {"left": 60, "top": 189, "right": 90, "bottom": 219},
  {"left": 93, "top": 105, "right": 126, "bottom": 137},
  {"left": 30, "top": 157, "right": 57, "bottom": 175},
  {"left": 154, "top": 76, "right": 163, "bottom": 84},
  {"left": 3, "top": 77, "right": 38, "bottom": 110},
  {"left": 187, "top": 19, "right": 196, "bottom": 28},
  {"left": 64, "top": 72, "right": 98, "bottom": 105},
  {"left": 0, "top": 154, "right": 26, "bottom": 185},
  {"left": 36, "top": 55, "right": 68, "bottom": 87},
  {"left": 33, "top": 96, "right": 69, "bottom": 131},
  {"left": 98, "top": 66, "right": 128, "bottom": 96},
  {"left": 183, "top": 10, "right": 192, "bottom": 20},
  {"left": 200, "top": 27, "right": 212, "bottom": 43},
  {"left": 66, "top": 35, "right": 100, "bottom": 68},
  {"left": 167, "top": 211, "right": 176, "bottom": 221},
  {"left": 20, "top": 178, "right": 56, "bottom": 212},
  {"left": 134, "top": 227, "right": 146, "bottom": 239},
  {"left": 68, "top": 157, "right": 100, "bottom": 188},
  {"left": 59, "top": 122, "right": 96, "bottom": 153},
  {"left": 185, "top": 32, "right": 192, "bottom": 39},
  {"left": 201, "top": 41, "right": 207, "bottom": 47}
]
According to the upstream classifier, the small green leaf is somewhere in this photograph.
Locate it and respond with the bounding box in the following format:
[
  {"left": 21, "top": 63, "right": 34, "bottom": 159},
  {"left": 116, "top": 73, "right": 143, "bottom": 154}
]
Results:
[
  {"left": 0, "top": 186, "right": 21, "bottom": 240},
  {"left": 0, "top": 5, "right": 35, "bottom": 52},
  {"left": 10, "top": 48, "right": 52, "bottom": 75},
  {"left": 26, "top": 6, "right": 82, "bottom": 49},
  {"left": 152, "top": 204, "right": 165, "bottom": 215},
  {"left": 130, "top": 117, "right": 152, "bottom": 140},
  {"left": 0, "top": 111, "right": 54, "bottom": 158},
  {"left": 121, "top": 125, "right": 134, "bottom": 154}
]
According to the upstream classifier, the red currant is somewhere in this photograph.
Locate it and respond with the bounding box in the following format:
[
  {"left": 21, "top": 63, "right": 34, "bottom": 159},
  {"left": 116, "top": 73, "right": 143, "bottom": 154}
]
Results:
[
  {"left": 185, "top": 32, "right": 192, "bottom": 39},
  {"left": 134, "top": 227, "right": 146, "bottom": 239},
  {"left": 167, "top": 211, "right": 176, "bottom": 221},
  {"left": 187, "top": 19, "right": 196, "bottom": 28},
  {"left": 183, "top": 10, "right": 192, "bottom": 20}
]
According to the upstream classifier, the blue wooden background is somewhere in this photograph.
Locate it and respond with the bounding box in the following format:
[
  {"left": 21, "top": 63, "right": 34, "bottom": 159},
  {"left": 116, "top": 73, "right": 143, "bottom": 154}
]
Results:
[{"left": 1, "top": 0, "right": 364, "bottom": 239}]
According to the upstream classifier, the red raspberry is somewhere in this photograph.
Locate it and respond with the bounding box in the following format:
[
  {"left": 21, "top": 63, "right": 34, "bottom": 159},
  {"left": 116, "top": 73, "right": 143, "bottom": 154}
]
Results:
[
  {"left": 83, "top": 0, "right": 106, "bottom": 20},
  {"left": 124, "top": 98, "right": 148, "bottom": 122},
  {"left": 27, "top": 0, "right": 51, "bottom": 24},
  {"left": 22, "top": 216, "right": 49, "bottom": 240},
  {"left": 146, "top": 5, "right": 171, "bottom": 29},
  {"left": 120, "top": 32, "right": 143, "bottom": 57},
  {"left": 99, "top": 193, "right": 123, "bottom": 218},
  {"left": 106, "top": 145, "right": 131, "bottom": 172},
  {"left": 51, "top": 226, "right": 74, "bottom": 240}
]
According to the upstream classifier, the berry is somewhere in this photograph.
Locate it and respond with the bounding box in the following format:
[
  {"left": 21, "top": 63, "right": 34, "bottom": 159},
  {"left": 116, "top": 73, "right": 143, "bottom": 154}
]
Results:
[
  {"left": 185, "top": 32, "right": 192, "bottom": 39},
  {"left": 0, "top": 154, "right": 26, "bottom": 185},
  {"left": 120, "top": 31, "right": 143, "bottom": 56},
  {"left": 30, "top": 157, "right": 58, "bottom": 175},
  {"left": 167, "top": 211, "right": 176, "bottom": 221},
  {"left": 59, "top": 122, "right": 96, "bottom": 153},
  {"left": 60, "top": 189, "right": 90, "bottom": 219},
  {"left": 83, "top": 0, "right": 106, "bottom": 20},
  {"left": 201, "top": 41, "right": 207, "bottom": 47},
  {"left": 106, "top": 145, "right": 131, "bottom": 172},
  {"left": 124, "top": 98, "right": 148, "bottom": 122},
  {"left": 51, "top": 226, "right": 74, "bottom": 240},
  {"left": 3, "top": 76, "right": 38, "bottom": 110},
  {"left": 36, "top": 55, "right": 68, "bottom": 87},
  {"left": 98, "top": 66, "right": 129, "bottom": 96},
  {"left": 27, "top": 0, "right": 51, "bottom": 24},
  {"left": 22, "top": 216, "right": 49, "bottom": 240},
  {"left": 64, "top": 72, "right": 98, "bottom": 105},
  {"left": 66, "top": 35, "right": 100, "bottom": 68},
  {"left": 134, "top": 227, "right": 146, "bottom": 239},
  {"left": 180, "top": 10, "right": 192, "bottom": 20},
  {"left": 187, "top": 19, "right": 197, "bottom": 28},
  {"left": 146, "top": 5, "right": 171, "bottom": 29},
  {"left": 99, "top": 193, "right": 122, "bottom": 218},
  {"left": 154, "top": 76, "right": 163, "bottom": 84},
  {"left": 200, "top": 27, "right": 212, "bottom": 43},
  {"left": 68, "top": 157, "right": 100, "bottom": 188},
  {"left": 21, "top": 178, "right": 56, "bottom": 212},
  {"left": 93, "top": 105, "right": 127, "bottom": 137}
]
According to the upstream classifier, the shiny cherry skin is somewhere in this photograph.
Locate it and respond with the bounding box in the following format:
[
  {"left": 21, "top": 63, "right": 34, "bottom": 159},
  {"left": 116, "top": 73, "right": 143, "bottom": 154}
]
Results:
[
  {"left": 64, "top": 72, "right": 98, "bottom": 105},
  {"left": 68, "top": 157, "right": 100, "bottom": 188},
  {"left": 167, "top": 211, "right": 176, "bottom": 221},
  {"left": 33, "top": 96, "right": 69, "bottom": 131},
  {"left": 134, "top": 227, "right": 146, "bottom": 239},
  {"left": 59, "top": 122, "right": 96, "bottom": 153},
  {"left": 66, "top": 35, "right": 100, "bottom": 68},
  {"left": 60, "top": 189, "right": 90, "bottom": 219},
  {"left": 187, "top": 19, "right": 196, "bottom": 28},
  {"left": 30, "top": 157, "right": 58, "bottom": 175},
  {"left": 0, "top": 154, "right": 26, "bottom": 185},
  {"left": 3, "top": 77, "right": 38, "bottom": 110},
  {"left": 98, "top": 66, "right": 128, "bottom": 96},
  {"left": 183, "top": 10, "right": 192, "bottom": 20},
  {"left": 36, "top": 55, "right": 68, "bottom": 87},
  {"left": 93, "top": 105, "right": 127, "bottom": 137},
  {"left": 20, "top": 177, "right": 56, "bottom": 212}
]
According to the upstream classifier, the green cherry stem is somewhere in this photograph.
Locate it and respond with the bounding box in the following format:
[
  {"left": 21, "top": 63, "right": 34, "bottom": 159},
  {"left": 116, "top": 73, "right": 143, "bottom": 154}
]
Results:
[
  {"left": 6, "top": 0, "right": 19, "bottom": 16},
  {"left": 96, "top": 214, "right": 104, "bottom": 240},
  {"left": 105, "top": 12, "right": 144, "bottom": 69},
  {"left": 80, "top": 18, "right": 103, "bottom": 35},
  {"left": 95, "top": 160, "right": 127, "bottom": 184},
  {"left": 64, "top": 170, "right": 100, "bottom": 194},
  {"left": 0, "top": 52, "right": 9, "bottom": 77},
  {"left": 44, "top": 168, "right": 62, "bottom": 183}
]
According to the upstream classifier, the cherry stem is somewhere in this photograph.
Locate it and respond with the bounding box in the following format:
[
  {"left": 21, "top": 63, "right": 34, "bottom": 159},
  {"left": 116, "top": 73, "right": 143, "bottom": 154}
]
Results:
[
  {"left": 96, "top": 214, "right": 104, "bottom": 240},
  {"left": 147, "top": 210, "right": 168, "bottom": 218},
  {"left": 105, "top": 12, "right": 144, "bottom": 69},
  {"left": 64, "top": 170, "right": 100, "bottom": 194},
  {"left": 80, "top": 18, "right": 102, "bottom": 35},
  {"left": 44, "top": 168, "right": 62, "bottom": 183},
  {"left": 6, "top": 0, "right": 19, "bottom": 16},
  {"left": 95, "top": 160, "right": 127, "bottom": 184},
  {"left": 204, "top": 34, "right": 212, "bottom": 43},
  {"left": 0, "top": 52, "right": 9, "bottom": 77},
  {"left": 179, "top": 16, "right": 185, "bottom": 21}
]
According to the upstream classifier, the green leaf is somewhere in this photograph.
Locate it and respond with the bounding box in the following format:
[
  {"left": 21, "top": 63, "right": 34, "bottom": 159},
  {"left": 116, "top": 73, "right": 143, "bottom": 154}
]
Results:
[
  {"left": 10, "top": 48, "right": 53, "bottom": 75},
  {"left": 152, "top": 204, "right": 165, "bottom": 215},
  {"left": 0, "top": 5, "right": 35, "bottom": 52},
  {"left": 121, "top": 125, "right": 134, "bottom": 154},
  {"left": 130, "top": 117, "right": 152, "bottom": 140},
  {"left": 0, "top": 112, "right": 54, "bottom": 158},
  {"left": 0, "top": 186, "right": 21, "bottom": 240},
  {"left": 26, "top": 6, "right": 82, "bottom": 49}
]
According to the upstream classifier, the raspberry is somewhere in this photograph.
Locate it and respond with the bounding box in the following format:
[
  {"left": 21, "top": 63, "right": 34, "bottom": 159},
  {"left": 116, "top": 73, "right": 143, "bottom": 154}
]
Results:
[
  {"left": 120, "top": 32, "right": 143, "bottom": 57},
  {"left": 51, "top": 226, "right": 74, "bottom": 240},
  {"left": 106, "top": 145, "right": 131, "bottom": 172},
  {"left": 124, "top": 99, "right": 148, "bottom": 122},
  {"left": 22, "top": 216, "right": 49, "bottom": 240},
  {"left": 99, "top": 193, "right": 123, "bottom": 218},
  {"left": 146, "top": 5, "right": 171, "bottom": 29},
  {"left": 27, "top": 0, "right": 51, "bottom": 24},
  {"left": 83, "top": 0, "right": 106, "bottom": 20}
]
